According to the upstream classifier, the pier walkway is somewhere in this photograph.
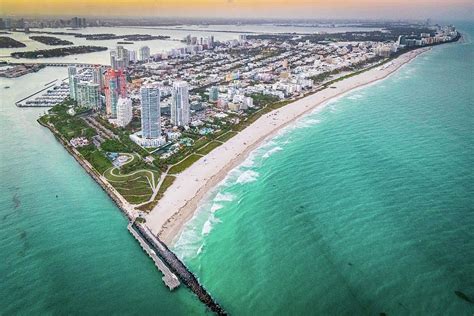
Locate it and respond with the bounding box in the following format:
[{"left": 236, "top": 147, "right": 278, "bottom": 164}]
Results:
[
  {"left": 127, "top": 223, "right": 180, "bottom": 290},
  {"left": 132, "top": 222, "right": 227, "bottom": 315}
]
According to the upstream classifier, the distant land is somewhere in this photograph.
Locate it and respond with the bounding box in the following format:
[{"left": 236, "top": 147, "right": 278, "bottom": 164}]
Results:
[
  {"left": 11, "top": 46, "right": 108, "bottom": 58},
  {"left": 29, "top": 35, "right": 73, "bottom": 46},
  {"left": 0, "top": 36, "right": 26, "bottom": 48}
]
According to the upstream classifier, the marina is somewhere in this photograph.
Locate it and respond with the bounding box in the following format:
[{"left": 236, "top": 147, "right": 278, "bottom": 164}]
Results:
[{"left": 16, "top": 80, "right": 69, "bottom": 107}]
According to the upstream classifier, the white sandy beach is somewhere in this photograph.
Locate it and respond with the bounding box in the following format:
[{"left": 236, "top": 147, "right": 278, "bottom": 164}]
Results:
[{"left": 145, "top": 47, "right": 430, "bottom": 245}]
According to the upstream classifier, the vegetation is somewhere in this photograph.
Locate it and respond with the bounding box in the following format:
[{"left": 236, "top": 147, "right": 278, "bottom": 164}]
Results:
[
  {"left": 78, "top": 146, "right": 112, "bottom": 174},
  {"left": 168, "top": 154, "right": 202, "bottom": 175},
  {"left": 250, "top": 93, "right": 280, "bottom": 107},
  {"left": 135, "top": 217, "right": 146, "bottom": 224},
  {"left": 196, "top": 141, "right": 222, "bottom": 155},
  {"left": 100, "top": 139, "right": 127, "bottom": 152},
  {"left": 309, "top": 72, "right": 333, "bottom": 83},
  {"left": 42, "top": 104, "right": 94, "bottom": 140},
  {"left": 29, "top": 36, "right": 73, "bottom": 46},
  {"left": 192, "top": 136, "right": 210, "bottom": 150},
  {"left": 0, "top": 36, "right": 26, "bottom": 48},
  {"left": 39, "top": 100, "right": 161, "bottom": 205},
  {"left": 216, "top": 131, "right": 238, "bottom": 142},
  {"left": 17, "top": 29, "right": 171, "bottom": 41},
  {"left": 137, "top": 175, "right": 176, "bottom": 212},
  {"left": 11, "top": 45, "right": 108, "bottom": 58},
  {"left": 104, "top": 165, "right": 159, "bottom": 204}
]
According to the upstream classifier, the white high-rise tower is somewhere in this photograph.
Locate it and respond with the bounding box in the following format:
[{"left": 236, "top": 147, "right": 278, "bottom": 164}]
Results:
[
  {"left": 140, "top": 85, "right": 161, "bottom": 139},
  {"left": 171, "top": 81, "right": 190, "bottom": 127}
]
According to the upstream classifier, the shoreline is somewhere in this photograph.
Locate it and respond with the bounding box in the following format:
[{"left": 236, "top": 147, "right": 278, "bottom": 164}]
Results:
[{"left": 146, "top": 47, "right": 431, "bottom": 246}]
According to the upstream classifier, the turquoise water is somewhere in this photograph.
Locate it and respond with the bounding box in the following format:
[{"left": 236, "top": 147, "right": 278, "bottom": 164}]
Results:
[
  {"left": 174, "top": 24, "right": 474, "bottom": 315},
  {"left": 1, "top": 24, "right": 473, "bottom": 315}
]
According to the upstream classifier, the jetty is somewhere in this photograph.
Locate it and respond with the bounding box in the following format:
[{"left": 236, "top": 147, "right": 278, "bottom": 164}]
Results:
[
  {"left": 132, "top": 222, "right": 227, "bottom": 315},
  {"left": 127, "top": 223, "right": 180, "bottom": 290}
]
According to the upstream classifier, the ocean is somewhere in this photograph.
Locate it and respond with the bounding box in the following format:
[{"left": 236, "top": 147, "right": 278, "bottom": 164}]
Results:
[{"left": 1, "top": 23, "right": 473, "bottom": 315}]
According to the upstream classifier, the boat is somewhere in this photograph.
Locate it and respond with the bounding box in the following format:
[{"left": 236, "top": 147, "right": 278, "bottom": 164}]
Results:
[{"left": 4, "top": 86, "right": 10, "bottom": 89}]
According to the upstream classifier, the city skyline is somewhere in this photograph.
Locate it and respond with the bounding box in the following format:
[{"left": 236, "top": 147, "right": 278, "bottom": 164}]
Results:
[{"left": 1, "top": 0, "right": 473, "bottom": 20}]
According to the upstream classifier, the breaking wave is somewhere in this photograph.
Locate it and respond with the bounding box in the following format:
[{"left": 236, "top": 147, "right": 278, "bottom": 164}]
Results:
[
  {"left": 236, "top": 170, "right": 260, "bottom": 184},
  {"left": 262, "top": 146, "right": 283, "bottom": 159},
  {"left": 214, "top": 192, "right": 235, "bottom": 202}
]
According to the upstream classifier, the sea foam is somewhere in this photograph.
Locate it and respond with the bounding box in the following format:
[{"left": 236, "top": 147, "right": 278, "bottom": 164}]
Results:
[
  {"left": 262, "top": 146, "right": 283, "bottom": 159},
  {"left": 201, "top": 203, "right": 222, "bottom": 235},
  {"left": 214, "top": 192, "right": 235, "bottom": 202},
  {"left": 236, "top": 170, "right": 260, "bottom": 184}
]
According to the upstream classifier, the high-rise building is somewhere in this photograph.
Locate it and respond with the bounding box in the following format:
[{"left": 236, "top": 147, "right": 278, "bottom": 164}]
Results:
[
  {"left": 140, "top": 85, "right": 161, "bottom": 139},
  {"left": 110, "top": 46, "right": 129, "bottom": 70},
  {"left": 397, "top": 35, "right": 407, "bottom": 46},
  {"left": 375, "top": 45, "right": 393, "bottom": 58},
  {"left": 138, "top": 46, "right": 151, "bottom": 61},
  {"left": 128, "top": 50, "right": 137, "bottom": 63},
  {"left": 209, "top": 86, "right": 219, "bottom": 102},
  {"left": 68, "top": 66, "right": 77, "bottom": 100},
  {"left": 72, "top": 76, "right": 80, "bottom": 100},
  {"left": 71, "top": 17, "right": 79, "bottom": 28},
  {"left": 5, "top": 18, "right": 12, "bottom": 29},
  {"left": 110, "top": 50, "right": 118, "bottom": 70},
  {"left": 104, "top": 69, "right": 127, "bottom": 118},
  {"left": 92, "top": 66, "right": 104, "bottom": 92},
  {"left": 117, "top": 46, "right": 129, "bottom": 68},
  {"left": 77, "top": 82, "right": 100, "bottom": 109},
  {"left": 16, "top": 18, "right": 25, "bottom": 29},
  {"left": 171, "top": 81, "right": 190, "bottom": 127},
  {"left": 116, "top": 97, "right": 133, "bottom": 127}
]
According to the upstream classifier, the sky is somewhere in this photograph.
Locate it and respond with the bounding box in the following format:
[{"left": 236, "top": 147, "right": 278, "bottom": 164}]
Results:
[{"left": 1, "top": 0, "right": 473, "bottom": 20}]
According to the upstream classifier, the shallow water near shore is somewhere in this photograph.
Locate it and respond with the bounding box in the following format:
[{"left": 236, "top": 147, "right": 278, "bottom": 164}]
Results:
[{"left": 174, "top": 24, "right": 474, "bottom": 314}]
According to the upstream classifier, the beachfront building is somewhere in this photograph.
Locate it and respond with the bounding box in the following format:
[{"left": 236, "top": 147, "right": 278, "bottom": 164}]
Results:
[
  {"left": 68, "top": 66, "right": 77, "bottom": 100},
  {"left": 141, "top": 85, "right": 161, "bottom": 138},
  {"left": 77, "top": 82, "right": 100, "bottom": 109},
  {"left": 104, "top": 69, "right": 127, "bottom": 118},
  {"left": 116, "top": 97, "right": 133, "bottom": 127},
  {"left": 139, "top": 46, "right": 151, "bottom": 62},
  {"left": 130, "top": 85, "right": 164, "bottom": 147},
  {"left": 171, "top": 81, "right": 190, "bottom": 127},
  {"left": 375, "top": 45, "right": 394, "bottom": 57}
]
